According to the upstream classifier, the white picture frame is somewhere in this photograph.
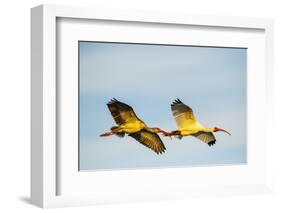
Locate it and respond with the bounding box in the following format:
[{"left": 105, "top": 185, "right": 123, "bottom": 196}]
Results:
[{"left": 31, "top": 4, "right": 274, "bottom": 208}]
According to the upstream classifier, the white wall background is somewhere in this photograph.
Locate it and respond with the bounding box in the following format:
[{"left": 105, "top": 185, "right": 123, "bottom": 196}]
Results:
[{"left": 0, "top": 0, "right": 280, "bottom": 212}]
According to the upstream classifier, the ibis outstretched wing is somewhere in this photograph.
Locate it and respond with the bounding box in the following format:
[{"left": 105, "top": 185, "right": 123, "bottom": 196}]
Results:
[
  {"left": 107, "top": 98, "right": 140, "bottom": 125},
  {"left": 192, "top": 131, "right": 216, "bottom": 146},
  {"left": 171, "top": 99, "right": 196, "bottom": 129},
  {"left": 129, "top": 130, "right": 166, "bottom": 154}
]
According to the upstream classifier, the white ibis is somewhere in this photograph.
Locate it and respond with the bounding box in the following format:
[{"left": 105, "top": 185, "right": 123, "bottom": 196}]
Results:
[
  {"left": 164, "top": 99, "right": 231, "bottom": 146},
  {"left": 100, "top": 98, "right": 169, "bottom": 154}
]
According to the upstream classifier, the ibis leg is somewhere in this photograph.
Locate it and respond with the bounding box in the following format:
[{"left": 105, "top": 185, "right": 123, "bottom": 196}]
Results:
[
  {"left": 100, "top": 127, "right": 124, "bottom": 137},
  {"left": 100, "top": 131, "right": 114, "bottom": 137}
]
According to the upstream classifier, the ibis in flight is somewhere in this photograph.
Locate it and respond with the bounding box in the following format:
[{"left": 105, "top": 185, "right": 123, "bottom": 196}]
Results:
[
  {"left": 164, "top": 99, "right": 231, "bottom": 146},
  {"left": 100, "top": 98, "right": 169, "bottom": 154}
]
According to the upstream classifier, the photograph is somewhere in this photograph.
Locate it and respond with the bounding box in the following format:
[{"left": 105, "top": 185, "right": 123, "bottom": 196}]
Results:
[{"left": 79, "top": 41, "right": 247, "bottom": 171}]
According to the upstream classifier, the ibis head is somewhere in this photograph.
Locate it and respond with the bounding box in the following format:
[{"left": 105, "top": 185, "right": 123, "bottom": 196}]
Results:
[{"left": 213, "top": 127, "right": 231, "bottom": 135}]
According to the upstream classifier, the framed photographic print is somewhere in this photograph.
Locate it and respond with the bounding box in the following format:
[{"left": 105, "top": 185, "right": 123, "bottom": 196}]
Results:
[{"left": 31, "top": 4, "right": 274, "bottom": 208}]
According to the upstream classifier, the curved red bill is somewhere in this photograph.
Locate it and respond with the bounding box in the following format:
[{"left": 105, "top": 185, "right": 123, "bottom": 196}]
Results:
[{"left": 214, "top": 127, "right": 231, "bottom": 135}]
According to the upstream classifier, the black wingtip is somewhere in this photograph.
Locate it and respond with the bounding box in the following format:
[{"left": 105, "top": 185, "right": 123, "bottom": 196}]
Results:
[
  {"left": 171, "top": 98, "right": 183, "bottom": 106},
  {"left": 107, "top": 98, "right": 119, "bottom": 105},
  {"left": 155, "top": 149, "right": 165, "bottom": 155},
  {"left": 154, "top": 145, "right": 166, "bottom": 155},
  {"left": 208, "top": 140, "right": 216, "bottom": 146}
]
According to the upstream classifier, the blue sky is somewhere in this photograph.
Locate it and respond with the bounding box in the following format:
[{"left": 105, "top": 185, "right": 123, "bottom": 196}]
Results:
[{"left": 79, "top": 41, "right": 247, "bottom": 171}]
